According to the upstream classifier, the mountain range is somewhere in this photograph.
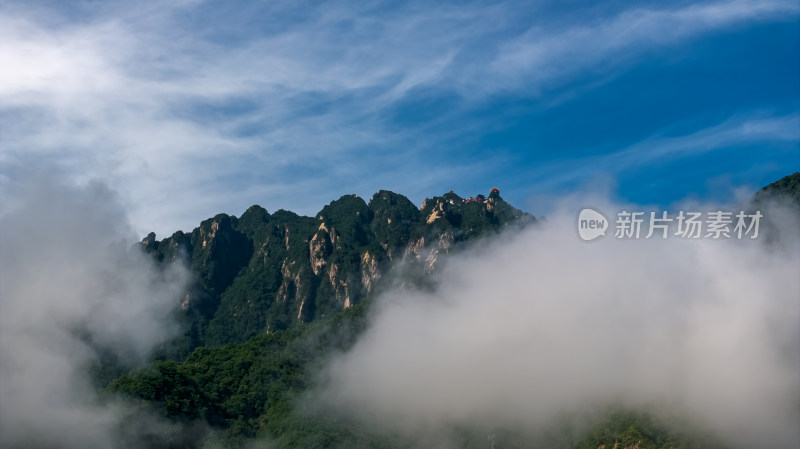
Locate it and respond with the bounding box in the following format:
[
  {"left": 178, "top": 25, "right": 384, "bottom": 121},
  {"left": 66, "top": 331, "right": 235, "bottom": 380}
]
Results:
[
  {"left": 106, "top": 173, "right": 798, "bottom": 449},
  {"left": 140, "top": 188, "right": 533, "bottom": 354}
]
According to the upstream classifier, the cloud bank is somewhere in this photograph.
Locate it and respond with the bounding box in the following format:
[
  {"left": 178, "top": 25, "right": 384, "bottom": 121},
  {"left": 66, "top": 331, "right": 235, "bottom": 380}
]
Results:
[
  {"left": 316, "top": 198, "right": 800, "bottom": 449},
  {"left": 0, "top": 174, "right": 190, "bottom": 448}
]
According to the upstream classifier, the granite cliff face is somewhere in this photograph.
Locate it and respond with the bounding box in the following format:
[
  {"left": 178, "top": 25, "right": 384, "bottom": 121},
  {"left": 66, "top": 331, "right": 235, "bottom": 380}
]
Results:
[{"left": 140, "top": 188, "right": 534, "bottom": 349}]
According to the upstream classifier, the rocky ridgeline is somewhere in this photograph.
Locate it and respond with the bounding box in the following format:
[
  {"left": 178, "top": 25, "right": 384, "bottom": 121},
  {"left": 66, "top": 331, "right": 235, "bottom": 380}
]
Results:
[{"left": 140, "top": 188, "right": 535, "bottom": 349}]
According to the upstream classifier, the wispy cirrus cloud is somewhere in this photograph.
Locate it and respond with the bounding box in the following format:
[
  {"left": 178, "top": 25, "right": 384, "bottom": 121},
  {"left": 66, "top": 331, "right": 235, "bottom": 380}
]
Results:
[
  {"left": 516, "top": 112, "right": 800, "bottom": 209},
  {"left": 0, "top": 0, "right": 797, "bottom": 235},
  {"left": 490, "top": 0, "right": 800, "bottom": 91}
]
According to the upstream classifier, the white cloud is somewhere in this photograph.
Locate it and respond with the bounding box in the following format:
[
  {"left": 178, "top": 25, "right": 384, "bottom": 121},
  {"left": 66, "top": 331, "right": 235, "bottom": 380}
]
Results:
[
  {"left": 523, "top": 113, "right": 800, "bottom": 194},
  {"left": 0, "top": 0, "right": 796, "bottom": 236},
  {"left": 490, "top": 0, "right": 800, "bottom": 90},
  {"left": 314, "top": 196, "right": 800, "bottom": 449},
  {"left": 0, "top": 173, "right": 191, "bottom": 448}
]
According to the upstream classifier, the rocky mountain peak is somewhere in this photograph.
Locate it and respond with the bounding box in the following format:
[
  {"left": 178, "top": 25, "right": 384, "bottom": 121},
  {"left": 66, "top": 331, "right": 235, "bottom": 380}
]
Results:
[{"left": 141, "top": 188, "right": 534, "bottom": 349}]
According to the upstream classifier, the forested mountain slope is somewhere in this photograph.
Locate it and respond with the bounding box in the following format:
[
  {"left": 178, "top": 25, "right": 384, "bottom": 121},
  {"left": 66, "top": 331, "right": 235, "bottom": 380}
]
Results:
[{"left": 105, "top": 175, "right": 798, "bottom": 449}]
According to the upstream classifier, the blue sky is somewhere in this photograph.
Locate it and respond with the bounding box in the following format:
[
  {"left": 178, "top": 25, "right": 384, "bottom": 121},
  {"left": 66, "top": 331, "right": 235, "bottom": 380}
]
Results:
[{"left": 0, "top": 0, "right": 797, "bottom": 236}]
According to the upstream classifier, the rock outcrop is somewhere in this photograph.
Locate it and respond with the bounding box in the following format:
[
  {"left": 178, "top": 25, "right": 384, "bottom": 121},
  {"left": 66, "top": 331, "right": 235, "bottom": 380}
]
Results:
[{"left": 141, "top": 188, "right": 534, "bottom": 347}]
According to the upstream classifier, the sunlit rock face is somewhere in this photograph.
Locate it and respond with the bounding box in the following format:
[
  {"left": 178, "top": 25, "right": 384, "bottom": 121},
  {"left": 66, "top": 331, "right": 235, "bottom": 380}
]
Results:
[{"left": 143, "top": 188, "right": 534, "bottom": 346}]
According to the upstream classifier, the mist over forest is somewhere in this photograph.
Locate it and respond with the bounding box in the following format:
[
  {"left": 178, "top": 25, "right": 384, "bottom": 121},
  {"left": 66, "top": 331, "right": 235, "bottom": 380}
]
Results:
[{"left": 0, "top": 172, "right": 798, "bottom": 449}]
